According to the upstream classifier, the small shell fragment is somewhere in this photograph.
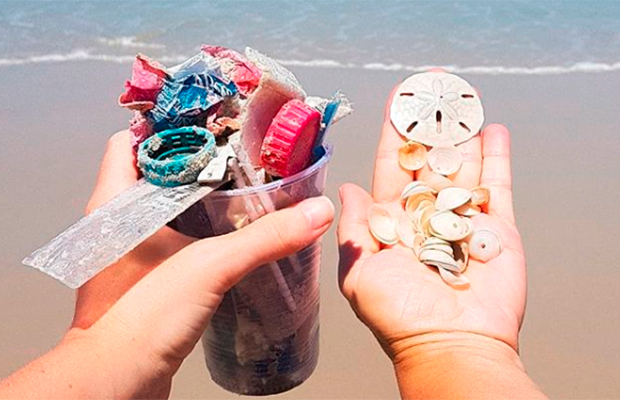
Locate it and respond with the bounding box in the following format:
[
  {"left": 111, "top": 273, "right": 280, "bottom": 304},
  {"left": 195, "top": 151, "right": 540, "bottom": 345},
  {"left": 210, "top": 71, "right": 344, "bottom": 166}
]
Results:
[
  {"left": 468, "top": 229, "right": 502, "bottom": 262},
  {"left": 398, "top": 141, "right": 428, "bottom": 171},
  {"left": 429, "top": 211, "right": 473, "bottom": 241},
  {"left": 452, "top": 241, "right": 469, "bottom": 272},
  {"left": 412, "top": 233, "right": 426, "bottom": 257},
  {"left": 368, "top": 204, "right": 399, "bottom": 245},
  {"left": 453, "top": 203, "right": 481, "bottom": 217},
  {"left": 437, "top": 266, "right": 470, "bottom": 287},
  {"left": 471, "top": 186, "right": 491, "bottom": 206},
  {"left": 435, "top": 187, "right": 472, "bottom": 211},
  {"left": 427, "top": 145, "right": 463, "bottom": 176}
]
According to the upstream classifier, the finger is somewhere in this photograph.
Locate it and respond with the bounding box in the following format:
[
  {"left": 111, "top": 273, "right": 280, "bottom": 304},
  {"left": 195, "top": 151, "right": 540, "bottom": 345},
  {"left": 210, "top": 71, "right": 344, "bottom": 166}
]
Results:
[
  {"left": 337, "top": 184, "right": 379, "bottom": 297},
  {"left": 372, "top": 85, "right": 411, "bottom": 202},
  {"left": 450, "top": 134, "right": 482, "bottom": 188},
  {"left": 191, "top": 196, "right": 335, "bottom": 292},
  {"left": 480, "top": 124, "right": 515, "bottom": 224},
  {"left": 90, "top": 196, "right": 335, "bottom": 358},
  {"left": 86, "top": 130, "right": 140, "bottom": 213}
]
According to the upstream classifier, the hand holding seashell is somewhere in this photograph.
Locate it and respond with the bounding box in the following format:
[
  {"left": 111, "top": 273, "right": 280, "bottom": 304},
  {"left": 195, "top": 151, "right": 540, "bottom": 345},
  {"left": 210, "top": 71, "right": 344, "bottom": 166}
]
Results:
[{"left": 337, "top": 73, "right": 528, "bottom": 385}]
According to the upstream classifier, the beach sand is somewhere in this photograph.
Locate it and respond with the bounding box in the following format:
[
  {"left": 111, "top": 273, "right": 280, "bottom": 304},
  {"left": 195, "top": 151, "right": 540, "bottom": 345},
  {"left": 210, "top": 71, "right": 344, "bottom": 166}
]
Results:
[{"left": 1, "top": 63, "right": 620, "bottom": 399}]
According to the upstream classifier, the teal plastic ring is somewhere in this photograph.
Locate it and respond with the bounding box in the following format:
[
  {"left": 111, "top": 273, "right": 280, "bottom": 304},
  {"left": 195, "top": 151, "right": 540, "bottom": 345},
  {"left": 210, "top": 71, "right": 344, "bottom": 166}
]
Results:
[{"left": 137, "top": 126, "right": 217, "bottom": 187}]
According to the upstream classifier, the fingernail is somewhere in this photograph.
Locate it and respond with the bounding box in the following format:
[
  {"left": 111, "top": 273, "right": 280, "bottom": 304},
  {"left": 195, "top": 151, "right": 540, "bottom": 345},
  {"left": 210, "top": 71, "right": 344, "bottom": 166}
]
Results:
[{"left": 300, "top": 196, "right": 334, "bottom": 230}]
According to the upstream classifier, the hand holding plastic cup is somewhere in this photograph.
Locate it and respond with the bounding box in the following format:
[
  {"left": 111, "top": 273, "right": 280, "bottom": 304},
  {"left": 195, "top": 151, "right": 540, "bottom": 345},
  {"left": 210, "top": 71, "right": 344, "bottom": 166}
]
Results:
[{"left": 170, "top": 145, "right": 332, "bottom": 395}]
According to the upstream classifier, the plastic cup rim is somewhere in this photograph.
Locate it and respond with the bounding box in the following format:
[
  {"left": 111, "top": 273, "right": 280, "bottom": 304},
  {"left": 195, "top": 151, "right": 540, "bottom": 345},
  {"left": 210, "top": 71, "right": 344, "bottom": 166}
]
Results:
[{"left": 210, "top": 143, "right": 333, "bottom": 198}]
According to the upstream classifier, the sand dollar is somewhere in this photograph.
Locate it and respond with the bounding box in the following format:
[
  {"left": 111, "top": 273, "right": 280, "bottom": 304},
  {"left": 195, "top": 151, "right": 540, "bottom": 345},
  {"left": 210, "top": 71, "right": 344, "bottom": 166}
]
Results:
[{"left": 390, "top": 72, "right": 484, "bottom": 147}]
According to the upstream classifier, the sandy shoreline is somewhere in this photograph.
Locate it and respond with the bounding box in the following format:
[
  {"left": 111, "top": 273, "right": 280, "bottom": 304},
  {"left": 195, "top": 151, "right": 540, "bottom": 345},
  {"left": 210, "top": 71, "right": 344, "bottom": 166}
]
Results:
[{"left": 1, "top": 62, "right": 619, "bottom": 398}]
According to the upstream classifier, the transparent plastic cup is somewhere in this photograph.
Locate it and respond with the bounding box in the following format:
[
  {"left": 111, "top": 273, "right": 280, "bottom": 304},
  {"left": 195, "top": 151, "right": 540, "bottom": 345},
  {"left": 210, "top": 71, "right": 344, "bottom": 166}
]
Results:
[{"left": 169, "top": 145, "right": 332, "bottom": 395}]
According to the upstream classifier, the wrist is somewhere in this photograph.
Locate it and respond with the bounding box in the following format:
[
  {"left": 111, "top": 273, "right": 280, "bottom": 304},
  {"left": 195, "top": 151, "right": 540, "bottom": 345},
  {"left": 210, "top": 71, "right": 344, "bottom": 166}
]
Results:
[
  {"left": 389, "top": 332, "right": 545, "bottom": 400},
  {"left": 63, "top": 326, "right": 174, "bottom": 399},
  {"left": 391, "top": 331, "right": 523, "bottom": 373}
]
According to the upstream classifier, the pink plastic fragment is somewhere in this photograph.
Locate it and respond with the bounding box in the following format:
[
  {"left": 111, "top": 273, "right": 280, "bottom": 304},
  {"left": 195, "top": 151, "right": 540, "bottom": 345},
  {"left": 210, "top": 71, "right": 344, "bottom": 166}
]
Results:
[
  {"left": 129, "top": 111, "right": 153, "bottom": 151},
  {"left": 119, "top": 54, "right": 169, "bottom": 112},
  {"left": 202, "top": 45, "right": 262, "bottom": 96}
]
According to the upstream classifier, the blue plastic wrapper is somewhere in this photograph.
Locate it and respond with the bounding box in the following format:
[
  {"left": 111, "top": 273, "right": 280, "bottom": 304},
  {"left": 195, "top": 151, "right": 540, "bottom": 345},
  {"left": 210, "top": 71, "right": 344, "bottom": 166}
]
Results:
[{"left": 147, "top": 55, "right": 238, "bottom": 133}]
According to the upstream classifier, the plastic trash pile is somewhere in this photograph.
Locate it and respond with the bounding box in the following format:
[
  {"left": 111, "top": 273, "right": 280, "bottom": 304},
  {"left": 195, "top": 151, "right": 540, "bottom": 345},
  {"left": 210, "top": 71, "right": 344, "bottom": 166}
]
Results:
[{"left": 118, "top": 45, "right": 351, "bottom": 189}]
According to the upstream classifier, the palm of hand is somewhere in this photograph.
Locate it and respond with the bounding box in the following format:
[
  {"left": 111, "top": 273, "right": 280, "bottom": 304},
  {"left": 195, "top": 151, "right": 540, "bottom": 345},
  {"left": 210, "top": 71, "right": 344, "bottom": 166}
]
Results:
[
  {"left": 338, "top": 90, "right": 526, "bottom": 356},
  {"left": 349, "top": 211, "right": 525, "bottom": 353}
]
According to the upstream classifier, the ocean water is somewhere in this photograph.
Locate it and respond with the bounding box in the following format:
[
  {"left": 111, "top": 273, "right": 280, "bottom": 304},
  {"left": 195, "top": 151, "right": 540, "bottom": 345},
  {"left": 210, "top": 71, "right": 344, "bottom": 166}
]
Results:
[{"left": 1, "top": 0, "right": 620, "bottom": 75}]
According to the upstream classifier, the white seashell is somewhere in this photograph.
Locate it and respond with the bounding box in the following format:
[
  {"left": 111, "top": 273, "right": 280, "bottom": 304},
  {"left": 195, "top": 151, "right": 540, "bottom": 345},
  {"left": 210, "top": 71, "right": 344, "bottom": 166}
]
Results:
[
  {"left": 405, "top": 193, "right": 435, "bottom": 221},
  {"left": 417, "top": 203, "right": 436, "bottom": 236},
  {"left": 437, "top": 266, "right": 470, "bottom": 287},
  {"left": 453, "top": 203, "right": 481, "bottom": 217},
  {"left": 427, "top": 145, "right": 463, "bottom": 176},
  {"left": 400, "top": 181, "right": 435, "bottom": 201},
  {"left": 468, "top": 229, "right": 502, "bottom": 262},
  {"left": 398, "top": 141, "right": 428, "bottom": 171},
  {"left": 396, "top": 214, "right": 416, "bottom": 248},
  {"left": 424, "top": 172, "right": 454, "bottom": 192},
  {"left": 470, "top": 186, "right": 491, "bottom": 206},
  {"left": 412, "top": 233, "right": 426, "bottom": 258},
  {"left": 419, "top": 249, "right": 460, "bottom": 272},
  {"left": 420, "top": 242, "right": 454, "bottom": 257},
  {"left": 422, "top": 237, "right": 452, "bottom": 247},
  {"left": 390, "top": 72, "right": 484, "bottom": 147},
  {"left": 429, "top": 211, "right": 473, "bottom": 241},
  {"left": 368, "top": 204, "right": 399, "bottom": 245},
  {"left": 435, "top": 187, "right": 472, "bottom": 211}
]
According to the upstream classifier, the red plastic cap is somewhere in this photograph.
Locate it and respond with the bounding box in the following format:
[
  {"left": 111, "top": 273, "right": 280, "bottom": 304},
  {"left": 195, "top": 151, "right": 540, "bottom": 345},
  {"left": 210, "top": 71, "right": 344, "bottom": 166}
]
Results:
[{"left": 260, "top": 99, "right": 321, "bottom": 177}]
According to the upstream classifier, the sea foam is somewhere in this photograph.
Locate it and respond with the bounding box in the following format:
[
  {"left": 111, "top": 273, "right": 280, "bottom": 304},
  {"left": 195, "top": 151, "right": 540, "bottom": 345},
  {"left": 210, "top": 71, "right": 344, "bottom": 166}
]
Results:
[{"left": 1, "top": 51, "right": 620, "bottom": 76}]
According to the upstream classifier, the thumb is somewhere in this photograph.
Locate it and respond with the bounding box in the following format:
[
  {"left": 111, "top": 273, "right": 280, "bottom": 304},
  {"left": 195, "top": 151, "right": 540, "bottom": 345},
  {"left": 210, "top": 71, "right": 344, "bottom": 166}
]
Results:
[
  {"left": 185, "top": 195, "right": 335, "bottom": 293},
  {"left": 87, "top": 130, "right": 140, "bottom": 213}
]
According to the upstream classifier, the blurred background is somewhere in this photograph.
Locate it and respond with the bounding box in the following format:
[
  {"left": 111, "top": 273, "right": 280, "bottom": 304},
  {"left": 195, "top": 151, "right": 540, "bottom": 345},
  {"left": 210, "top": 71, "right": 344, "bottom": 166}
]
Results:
[{"left": 1, "top": 1, "right": 619, "bottom": 398}]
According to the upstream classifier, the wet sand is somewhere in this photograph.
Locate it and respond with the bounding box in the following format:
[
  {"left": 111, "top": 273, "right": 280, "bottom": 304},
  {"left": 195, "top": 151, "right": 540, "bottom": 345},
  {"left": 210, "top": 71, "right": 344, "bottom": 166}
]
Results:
[{"left": 1, "top": 63, "right": 620, "bottom": 399}]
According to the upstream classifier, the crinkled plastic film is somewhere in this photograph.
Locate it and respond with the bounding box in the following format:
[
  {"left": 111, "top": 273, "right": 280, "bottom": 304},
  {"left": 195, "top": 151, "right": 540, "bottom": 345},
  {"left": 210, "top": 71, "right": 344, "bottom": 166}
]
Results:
[{"left": 22, "top": 179, "right": 224, "bottom": 288}]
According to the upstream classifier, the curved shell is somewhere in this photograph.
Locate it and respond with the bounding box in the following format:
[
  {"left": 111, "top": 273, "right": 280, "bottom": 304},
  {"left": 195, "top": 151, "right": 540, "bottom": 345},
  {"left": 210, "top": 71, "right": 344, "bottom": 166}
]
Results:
[
  {"left": 435, "top": 187, "right": 472, "bottom": 211},
  {"left": 429, "top": 211, "right": 473, "bottom": 241},
  {"left": 425, "top": 172, "right": 454, "bottom": 192},
  {"left": 400, "top": 181, "right": 435, "bottom": 201},
  {"left": 468, "top": 229, "right": 502, "bottom": 262},
  {"left": 419, "top": 249, "right": 460, "bottom": 272},
  {"left": 437, "top": 266, "right": 470, "bottom": 287},
  {"left": 471, "top": 186, "right": 491, "bottom": 206},
  {"left": 398, "top": 141, "right": 428, "bottom": 171},
  {"left": 420, "top": 240, "right": 454, "bottom": 257},
  {"left": 412, "top": 233, "right": 426, "bottom": 257},
  {"left": 368, "top": 204, "right": 399, "bottom": 245},
  {"left": 453, "top": 203, "right": 481, "bottom": 217},
  {"left": 452, "top": 241, "right": 470, "bottom": 272},
  {"left": 427, "top": 145, "right": 463, "bottom": 176},
  {"left": 405, "top": 193, "right": 436, "bottom": 221},
  {"left": 390, "top": 72, "right": 484, "bottom": 147}
]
